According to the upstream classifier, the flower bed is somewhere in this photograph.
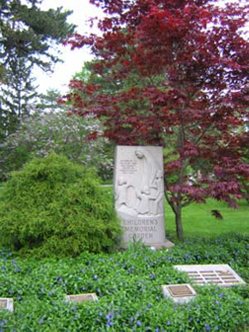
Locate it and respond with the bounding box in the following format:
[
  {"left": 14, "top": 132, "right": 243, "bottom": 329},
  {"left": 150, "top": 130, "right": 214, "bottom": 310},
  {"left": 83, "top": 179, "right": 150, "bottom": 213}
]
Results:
[{"left": 0, "top": 234, "right": 248, "bottom": 331}]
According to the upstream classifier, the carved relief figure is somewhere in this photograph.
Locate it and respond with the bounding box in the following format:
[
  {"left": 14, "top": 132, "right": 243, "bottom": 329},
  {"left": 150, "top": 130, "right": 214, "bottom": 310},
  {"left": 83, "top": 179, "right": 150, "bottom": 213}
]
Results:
[
  {"left": 115, "top": 147, "right": 164, "bottom": 217},
  {"left": 137, "top": 185, "right": 150, "bottom": 214},
  {"left": 134, "top": 147, "right": 163, "bottom": 216},
  {"left": 150, "top": 170, "right": 164, "bottom": 215},
  {"left": 115, "top": 177, "right": 128, "bottom": 209},
  {"left": 115, "top": 177, "right": 139, "bottom": 216},
  {"left": 135, "top": 148, "right": 155, "bottom": 190}
]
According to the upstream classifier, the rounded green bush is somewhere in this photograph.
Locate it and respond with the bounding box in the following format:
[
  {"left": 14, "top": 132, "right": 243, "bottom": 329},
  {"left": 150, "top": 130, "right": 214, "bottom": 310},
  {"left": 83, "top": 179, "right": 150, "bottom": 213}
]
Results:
[{"left": 0, "top": 153, "right": 121, "bottom": 257}]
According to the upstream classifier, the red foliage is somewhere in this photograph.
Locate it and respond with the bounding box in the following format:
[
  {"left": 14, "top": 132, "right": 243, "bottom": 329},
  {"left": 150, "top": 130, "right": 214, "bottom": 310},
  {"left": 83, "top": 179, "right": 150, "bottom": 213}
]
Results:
[{"left": 64, "top": 0, "right": 249, "bottom": 210}]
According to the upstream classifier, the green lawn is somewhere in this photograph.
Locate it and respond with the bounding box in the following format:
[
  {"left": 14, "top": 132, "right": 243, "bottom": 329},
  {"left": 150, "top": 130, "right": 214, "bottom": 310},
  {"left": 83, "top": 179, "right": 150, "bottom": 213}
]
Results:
[
  {"left": 101, "top": 185, "right": 249, "bottom": 239},
  {"left": 2, "top": 182, "right": 248, "bottom": 240},
  {"left": 165, "top": 199, "right": 249, "bottom": 239}
]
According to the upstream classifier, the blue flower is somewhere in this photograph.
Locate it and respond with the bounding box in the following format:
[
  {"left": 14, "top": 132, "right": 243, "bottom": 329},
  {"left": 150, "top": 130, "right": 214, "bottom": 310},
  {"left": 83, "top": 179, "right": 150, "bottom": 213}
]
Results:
[
  {"left": 80, "top": 269, "right": 85, "bottom": 273},
  {"left": 167, "top": 321, "right": 171, "bottom": 326},
  {"left": 205, "top": 324, "right": 211, "bottom": 331},
  {"left": 81, "top": 287, "right": 86, "bottom": 291},
  {"left": 93, "top": 275, "right": 98, "bottom": 280},
  {"left": 0, "top": 320, "right": 8, "bottom": 327},
  {"left": 106, "top": 312, "right": 114, "bottom": 320},
  {"left": 146, "top": 303, "right": 152, "bottom": 311},
  {"left": 149, "top": 273, "right": 156, "bottom": 279},
  {"left": 39, "top": 318, "right": 44, "bottom": 324},
  {"left": 136, "top": 320, "right": 142, "bottom": 326}
]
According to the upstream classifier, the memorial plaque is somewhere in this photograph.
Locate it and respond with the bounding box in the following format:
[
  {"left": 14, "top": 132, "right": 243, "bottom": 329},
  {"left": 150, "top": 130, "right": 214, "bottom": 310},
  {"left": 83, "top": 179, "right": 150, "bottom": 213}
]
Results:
[
  {"left": 174, "top": 264, "right": 246, "bottom": 287},
  {"left": 0, "top": 298, "right": 14, "bottom": 312},
  {"left": 65, "top": 293, "right": 98, "bottom": 303},
  {"left": 0, "top": 299, "right": 7, "bottom": 308},
  {"left": 114, "top": 146, "right": 173, "bottom": 248},
  {"left": 161, "top": 284, "right": 196, "bottom": 304}
]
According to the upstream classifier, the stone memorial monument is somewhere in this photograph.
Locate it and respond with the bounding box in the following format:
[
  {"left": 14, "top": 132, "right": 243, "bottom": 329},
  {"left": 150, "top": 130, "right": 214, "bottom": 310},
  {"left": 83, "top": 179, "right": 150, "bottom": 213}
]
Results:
[{"left": 114, "top": 146, "right": 173, "bottom": 248}]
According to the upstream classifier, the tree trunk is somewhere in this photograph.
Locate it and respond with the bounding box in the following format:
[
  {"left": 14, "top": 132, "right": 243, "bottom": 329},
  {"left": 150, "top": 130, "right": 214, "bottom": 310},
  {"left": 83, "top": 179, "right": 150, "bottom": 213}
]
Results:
[{"left": 175, "top": 204, "right": 184, "bottom": 241}]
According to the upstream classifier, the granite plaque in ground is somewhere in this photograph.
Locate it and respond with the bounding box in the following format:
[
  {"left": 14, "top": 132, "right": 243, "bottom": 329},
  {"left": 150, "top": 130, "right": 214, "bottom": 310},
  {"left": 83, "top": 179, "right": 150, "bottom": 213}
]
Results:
[
  {"left": 174, "top": 264, "right": 246, "bottom": 287},
  {"left": 0, "top": 298, "right": 14, "bottom": 312},
  {"left": 65, "top": 293, "right": 98, "bottom": 303},
  {"left": 114, "top": 146, "right": 173, "bottom": 248},
  {"left": 162, "top": 284, "right": 197, "bottom": 304}
]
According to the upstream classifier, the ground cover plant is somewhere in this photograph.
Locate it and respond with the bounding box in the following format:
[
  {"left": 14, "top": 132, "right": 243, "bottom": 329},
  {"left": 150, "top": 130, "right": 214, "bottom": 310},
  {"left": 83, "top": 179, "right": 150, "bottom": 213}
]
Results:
[
  {"left": 0, "top": 153, "right": 120, "bottom": 257},
  {"left": 0, "top": 234, "right": 248, "bottom": 331}
]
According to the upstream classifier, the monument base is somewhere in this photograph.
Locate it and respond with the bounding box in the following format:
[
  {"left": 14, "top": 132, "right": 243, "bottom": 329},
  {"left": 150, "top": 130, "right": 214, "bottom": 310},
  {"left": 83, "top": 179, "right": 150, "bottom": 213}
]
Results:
[
  {"left": 120, "top": 239, "right": 174, "bottom": 250},
  {"left": 148, "top": 239, "right": 174, "bottom": 249}
]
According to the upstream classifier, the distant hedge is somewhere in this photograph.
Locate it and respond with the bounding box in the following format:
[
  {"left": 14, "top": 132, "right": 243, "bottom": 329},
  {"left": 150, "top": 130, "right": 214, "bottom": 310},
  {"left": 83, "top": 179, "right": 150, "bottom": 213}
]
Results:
[{"left": 0, "top": 153, "right": 121, "bottom": 257}]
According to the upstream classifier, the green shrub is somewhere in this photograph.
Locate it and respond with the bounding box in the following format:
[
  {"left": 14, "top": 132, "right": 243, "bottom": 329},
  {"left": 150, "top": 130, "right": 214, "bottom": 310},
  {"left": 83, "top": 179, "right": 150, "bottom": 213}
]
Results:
[{"left": 0, "top": 153, "right": 120, "bottom": 257}]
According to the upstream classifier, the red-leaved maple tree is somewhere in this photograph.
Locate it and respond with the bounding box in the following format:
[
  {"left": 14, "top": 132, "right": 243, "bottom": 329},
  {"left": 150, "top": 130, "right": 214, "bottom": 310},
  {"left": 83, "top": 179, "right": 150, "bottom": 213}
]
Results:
[{"left": 64, "top": 0, "right": 249, "bottom": 240}]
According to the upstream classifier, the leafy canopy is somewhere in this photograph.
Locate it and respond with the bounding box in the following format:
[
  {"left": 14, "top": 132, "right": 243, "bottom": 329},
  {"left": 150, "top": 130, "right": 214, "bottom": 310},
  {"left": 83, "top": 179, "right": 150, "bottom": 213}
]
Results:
[
  {"left": 64, "top": 0, "right": 249, "bottom": 240},
  {"left": 0, "top": 110, "right": 113, "bottom": 181}
]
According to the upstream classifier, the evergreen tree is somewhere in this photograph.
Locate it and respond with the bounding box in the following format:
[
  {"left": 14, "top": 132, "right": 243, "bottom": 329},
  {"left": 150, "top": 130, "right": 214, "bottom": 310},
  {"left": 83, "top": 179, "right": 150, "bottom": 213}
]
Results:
[
  {"left": 35, "top": 89, "right": 65, "bottom": 112},
  {"left": 0, "top": 0, "right": 75, "bottom": 139},
  {"left": 0, "top": 0, "right": 75, "bottom": 75},
  {"left": 0, "top": 57, "right": 37, "bottom": 138}
]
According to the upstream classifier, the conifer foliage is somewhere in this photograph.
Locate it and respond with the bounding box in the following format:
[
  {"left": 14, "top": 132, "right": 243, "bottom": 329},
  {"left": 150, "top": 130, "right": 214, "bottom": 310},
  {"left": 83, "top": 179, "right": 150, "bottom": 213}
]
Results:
[
  {"left": 0, "top": 0, "right": 75, "bottom": 138},
  {"left": 0, "top": 153, "right": 120, "bottom": 257},
  {"left": 65, "top": 0, "right": 249, "bottom": 240}
]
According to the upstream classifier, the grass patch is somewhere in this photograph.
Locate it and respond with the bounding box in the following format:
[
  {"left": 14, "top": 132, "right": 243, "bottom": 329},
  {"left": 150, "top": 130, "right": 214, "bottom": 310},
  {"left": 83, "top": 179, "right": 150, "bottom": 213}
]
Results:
[
  {"left": 166, "top": 199, "right": 249, "bottom": 240},
  {"left": 100, "top": 186, "right": 249, "bottom": 239}
]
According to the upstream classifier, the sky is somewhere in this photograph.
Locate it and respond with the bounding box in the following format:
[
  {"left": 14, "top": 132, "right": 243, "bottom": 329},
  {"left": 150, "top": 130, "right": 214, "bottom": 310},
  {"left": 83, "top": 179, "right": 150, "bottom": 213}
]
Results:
[{"left": 35, "top": 0, "right": 102, "bottom": 94}]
